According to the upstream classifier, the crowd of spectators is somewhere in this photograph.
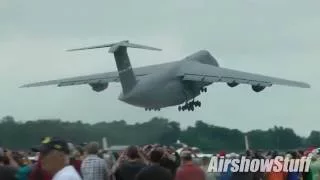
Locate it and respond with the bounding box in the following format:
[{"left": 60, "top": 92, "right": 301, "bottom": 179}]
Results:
[{"left": 1, "top": 136, "right": 320, "bottom": 180}]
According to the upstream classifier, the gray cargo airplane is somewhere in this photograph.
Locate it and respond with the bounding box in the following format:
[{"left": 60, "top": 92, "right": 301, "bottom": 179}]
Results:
[{"left": 21, "top": 40, "right": 310, "bottom": 111}]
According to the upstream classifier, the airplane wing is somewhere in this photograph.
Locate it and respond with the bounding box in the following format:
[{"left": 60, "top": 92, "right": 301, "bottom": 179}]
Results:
[
  {"left": 21, "top": 72, "right": 121, "bottom": 88},
  {"left": 20, "top": 62, "right": 175, "bottom": 88},
  {"left": 179, "top": 62, "right": 310, "bottom": 88}
]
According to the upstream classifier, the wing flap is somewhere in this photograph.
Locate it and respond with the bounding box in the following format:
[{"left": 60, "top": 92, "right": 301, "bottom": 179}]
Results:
[
  {"left": 180, "top": 62, "right": 310, "bottom": 88},
  {"left": 183, "top": 74, "right": 220, "bottom": 82},
  {"left": 57, "top": 77, "right": 119, "bottom": 87}
]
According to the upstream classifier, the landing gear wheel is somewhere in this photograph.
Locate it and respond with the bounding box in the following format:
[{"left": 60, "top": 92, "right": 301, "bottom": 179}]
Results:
[
  {"left": 196, "top": 101, "right": 201, "bottom": 107},
  {"left": 194, "top": 101, "right": 199, "bottom": 107}
]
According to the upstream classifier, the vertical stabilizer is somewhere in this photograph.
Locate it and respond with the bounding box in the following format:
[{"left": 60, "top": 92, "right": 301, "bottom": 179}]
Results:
[
  {"left": 67, "top": 40, "right": 162, "bottom": 94},
  {"left": 112, "top": 45, "right": 137, "bottom": 94}
]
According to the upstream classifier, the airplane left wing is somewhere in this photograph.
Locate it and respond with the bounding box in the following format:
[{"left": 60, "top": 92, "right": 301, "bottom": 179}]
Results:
[
  {"left": 20, "top": 62, "right": 175, "bottom": 88},
  {"left": 179, "top": 62, "right": 310, "bottom": 88}
]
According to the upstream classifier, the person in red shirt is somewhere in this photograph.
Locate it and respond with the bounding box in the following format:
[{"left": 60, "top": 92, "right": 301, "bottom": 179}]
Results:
[
  {"left": 175, "top": 151, "right": 205, "bottom": 180},
  {"left": 28, "top": 157, "right": 52, "bottom": 180},
  {"left": 69, "top": 145, "right": 83, "bottom": 176}
]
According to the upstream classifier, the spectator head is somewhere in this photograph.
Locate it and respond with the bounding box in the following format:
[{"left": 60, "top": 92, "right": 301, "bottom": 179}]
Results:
[
  {"left": 271, "top": 151, "right": 279, "bottom": 159},
  {"left": 191, "top": 147, "right": 200, "bottom": 154},
  {"left": 227, "top": 153, "right": 239, "bottom": 160},
  {"left": 218, "top": 151, "right": 226, "bottom": 157},
  {"left": 32, "top": 136, "right": 70, "bottom": 175},
  {"left": 85, "top": 142, "right": 99, "bottom": 155},
  {"left": 126, "top": 146, "right": 139, "bottom": 160},
  {"left": 254, "top": 150, "right": 262, "bottom": 158},
  {"left": 150, "top": 149, "right": 163, "bottom": 163},
  {"left": 73, "top": 146, "right": 84, "bottom": 160},
  {"left": 180, "top": 150, "right": 192, "bottom": 163},
  {"left": 76, "top": 146, "right": 84, "bottom": 156},
  {"left": 167, "top": 146, "right": 176, "bottom": 154},
  {"left": 290, "top": 151, "right": 298, "bottom": 159},
  {"left": 80, "top": 142, "right": 88, "bottom": 147},
  {"left": 143, "top": 145, "right": 152, "bottom": 152},
  {"left": 311, "top": 153, "right": 319, "bottom": 161},
  {"left": 298, "top": 150, "right": 304, "bottom": 156},
  {"left": 246, "top": 150, "right": 253, "bottom": 157},
  {"left": 12, "top": 151, "right": 25, "bottom": 167},
  {"left": 285, "top": 153, "right": 292, "bottom": 159}
]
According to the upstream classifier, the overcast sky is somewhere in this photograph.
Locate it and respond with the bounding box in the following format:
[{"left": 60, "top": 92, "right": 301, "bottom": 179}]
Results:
[{"left": 0, "top": 0, "right": 319, "bottom": 136}]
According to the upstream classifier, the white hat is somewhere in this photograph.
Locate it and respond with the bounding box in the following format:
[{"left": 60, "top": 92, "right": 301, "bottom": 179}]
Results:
[
  {"left": 285, "top": 154, "right": 292, "bottom": 159},
  {"left": 229, "top": 152, "right": 239, "bottom": 158}
]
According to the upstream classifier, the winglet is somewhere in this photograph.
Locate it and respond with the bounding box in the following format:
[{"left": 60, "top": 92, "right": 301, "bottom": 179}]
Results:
[{"left": 66, "top": 40, "right": 162, "bottom": 53}]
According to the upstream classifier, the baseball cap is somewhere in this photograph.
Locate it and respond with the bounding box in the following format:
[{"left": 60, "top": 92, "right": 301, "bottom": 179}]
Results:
[
  {"left": 32, "top": 137, "right": 70, "bottom": 154},
  {"left": 219, "top": 151, "right": 226, "bottom": 157}
]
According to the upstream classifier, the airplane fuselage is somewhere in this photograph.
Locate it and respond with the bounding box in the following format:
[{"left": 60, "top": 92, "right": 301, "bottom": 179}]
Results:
[
  {"left": 118, "top": 63, "right": 189, "bottom": 108},
  {"left": 118, "top": 50, "right": 215, "bottom": 108}
]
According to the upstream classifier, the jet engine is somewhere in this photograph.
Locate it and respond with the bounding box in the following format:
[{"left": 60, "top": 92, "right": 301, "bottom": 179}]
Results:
[
  {"left": 227, "top": 81, "right": 239, "bottom": 88},
  {"left": 89, "top": 82, "right": 109, "bottom": 92},
  {"left": 252, "top": 85, "right": 265, "bottom": 92}
]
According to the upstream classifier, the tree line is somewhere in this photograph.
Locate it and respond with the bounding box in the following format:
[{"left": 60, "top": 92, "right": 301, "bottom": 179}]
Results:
[{"left": 0, "top": 116, "right": 319, "bottom": 152}]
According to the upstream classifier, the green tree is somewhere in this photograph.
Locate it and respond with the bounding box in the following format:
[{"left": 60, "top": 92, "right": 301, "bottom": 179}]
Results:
[
  {"left": 306, "top": 131, "right": 320, "bottom": 147},
  {"left": 0, "top": 116, "right": 311, "bottom": 152}
]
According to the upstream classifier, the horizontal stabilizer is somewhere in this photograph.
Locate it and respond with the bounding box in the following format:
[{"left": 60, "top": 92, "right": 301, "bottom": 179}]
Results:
[{"left": 66, "top": 40, "right": 162, "bottom": 53}]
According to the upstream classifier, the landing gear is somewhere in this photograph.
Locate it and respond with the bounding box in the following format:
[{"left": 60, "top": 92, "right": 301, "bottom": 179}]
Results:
[
  {"left": 200, "top": 87, "right": 207, "bottom": 93},
  {"left": 145, "top": 108, "right": 161, "bottom": 111},
  {"left": 178, "top": 100, "right": 201, "bottom": 111}
]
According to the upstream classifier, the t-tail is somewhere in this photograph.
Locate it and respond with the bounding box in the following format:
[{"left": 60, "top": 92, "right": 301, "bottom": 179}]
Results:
[{"left": 67, "top": 40, "right": 161, "bottom": 94}]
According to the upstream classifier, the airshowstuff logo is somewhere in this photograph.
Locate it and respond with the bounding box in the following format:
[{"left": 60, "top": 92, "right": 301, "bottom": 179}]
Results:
[{"left": 207, "top": 156, "right": 311, "bottom": 173}]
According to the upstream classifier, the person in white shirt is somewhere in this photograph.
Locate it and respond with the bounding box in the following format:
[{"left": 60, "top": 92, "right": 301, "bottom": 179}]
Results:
[
  {"left": 32, "top": 136, "right": 82, "bottom": 180},
  {"left": 52, "top": 165, "right": 82, "bottom": 180}
]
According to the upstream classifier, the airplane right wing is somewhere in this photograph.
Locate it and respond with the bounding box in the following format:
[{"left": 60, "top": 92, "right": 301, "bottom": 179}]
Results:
[{"left": 178, "top": 61, "right": 310, "bottom": 89}]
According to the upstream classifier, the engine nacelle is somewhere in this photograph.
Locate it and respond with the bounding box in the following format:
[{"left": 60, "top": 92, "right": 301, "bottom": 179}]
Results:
[
  {"left": 89, "top": 82, "right": 109, "bottom": 92},
  {"left": 252, "top": 85, "right": 265, "bottom": 92},
  {"left": 227, "top": 81, "right": 239, "bottom": 88}
]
